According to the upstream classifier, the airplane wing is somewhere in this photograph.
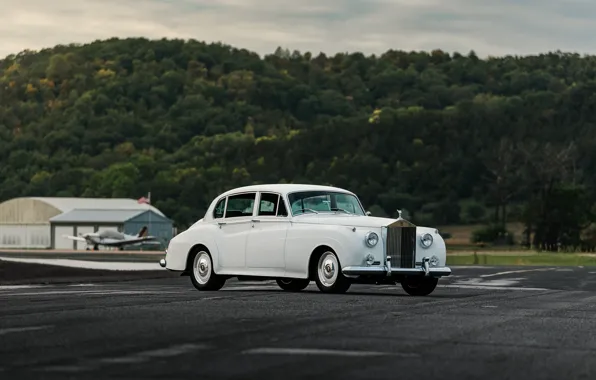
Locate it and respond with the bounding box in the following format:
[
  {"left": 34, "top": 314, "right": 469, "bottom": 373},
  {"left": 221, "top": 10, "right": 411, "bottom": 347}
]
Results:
[
  {"left": 62, "top": 234, "right": 87, "bottom": 242},
  {"left": 121, "top": 237, "right": 159, "bottom": 245},
  {"left": 135, "top": 240, "right": 162, "bottom": 245},
  {"left": 99, "top": 237, "right": 159, "bottom": 247}
]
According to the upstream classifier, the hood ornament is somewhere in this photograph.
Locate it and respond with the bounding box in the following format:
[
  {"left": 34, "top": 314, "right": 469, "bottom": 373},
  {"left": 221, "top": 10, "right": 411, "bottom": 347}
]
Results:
[{"left": 388, "top": 208, "right": 416, "bottom": 228}]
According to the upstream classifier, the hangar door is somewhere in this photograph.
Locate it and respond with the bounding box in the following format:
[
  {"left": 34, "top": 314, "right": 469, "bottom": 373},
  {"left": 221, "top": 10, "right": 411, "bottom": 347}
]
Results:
[{"left": 54, "top": 226, "right": 75, "bottom": 249}]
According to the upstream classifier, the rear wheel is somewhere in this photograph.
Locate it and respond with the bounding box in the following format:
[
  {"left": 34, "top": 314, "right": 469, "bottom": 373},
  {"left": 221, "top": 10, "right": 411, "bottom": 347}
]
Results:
[
  {"left": 401, "top": 276, "right": 438, "bottom": 296},
  {"left": 314, "top": 250, "right": 351, "bottom": 294},
  {"left": 189, "top": 250, "right": 226, "bottom": 291},
  {"left": 276, "top": 278, "right": 310, "bottom": 292}
]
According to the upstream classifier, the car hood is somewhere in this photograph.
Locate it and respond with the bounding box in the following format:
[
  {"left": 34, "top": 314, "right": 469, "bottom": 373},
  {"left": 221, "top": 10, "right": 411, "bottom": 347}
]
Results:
[{"left": 291, "top": 214, "right": 407, "bottom": 228}]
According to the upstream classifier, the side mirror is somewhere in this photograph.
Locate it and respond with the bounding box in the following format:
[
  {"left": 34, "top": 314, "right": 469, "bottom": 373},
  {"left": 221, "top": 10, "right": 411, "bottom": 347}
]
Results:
[{"left": 366, "top": 211, "right": 372, "bottom": 216}]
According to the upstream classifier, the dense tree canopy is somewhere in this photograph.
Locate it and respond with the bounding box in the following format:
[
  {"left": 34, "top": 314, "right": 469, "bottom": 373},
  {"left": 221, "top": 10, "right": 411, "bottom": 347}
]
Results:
[{"left": 1, "top": 37, "right": 596, "bottom": 250}]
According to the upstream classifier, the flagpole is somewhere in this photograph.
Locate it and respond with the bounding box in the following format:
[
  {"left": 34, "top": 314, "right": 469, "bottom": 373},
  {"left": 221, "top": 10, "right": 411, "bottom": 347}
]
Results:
[{"left": 148, "top": 192, "right": 151, "bottom": 247}]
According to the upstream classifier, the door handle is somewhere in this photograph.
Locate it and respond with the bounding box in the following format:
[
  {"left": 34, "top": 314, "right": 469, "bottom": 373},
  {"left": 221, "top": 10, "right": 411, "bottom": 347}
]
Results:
[
  {"left": 251, "top": 219, "right": 260, "bottom": 223},
  {"left": 217, "top": 221, "right": 226, "bottom": 228}
]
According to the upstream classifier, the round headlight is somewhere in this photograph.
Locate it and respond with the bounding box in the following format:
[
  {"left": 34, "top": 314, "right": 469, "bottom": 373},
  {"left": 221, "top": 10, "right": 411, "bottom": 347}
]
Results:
[
  {"left": 364, "top": 232, "right": 379, "bottom": 247},
  {"left": 420, "top": 233, "right": 433, "bottom": 248}
]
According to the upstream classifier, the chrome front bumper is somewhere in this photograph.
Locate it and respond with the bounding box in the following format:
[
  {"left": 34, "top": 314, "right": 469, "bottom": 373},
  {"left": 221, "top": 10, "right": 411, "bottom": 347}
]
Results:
[{"left": 343, "top": 256, "right": 451, "bottom": 277}]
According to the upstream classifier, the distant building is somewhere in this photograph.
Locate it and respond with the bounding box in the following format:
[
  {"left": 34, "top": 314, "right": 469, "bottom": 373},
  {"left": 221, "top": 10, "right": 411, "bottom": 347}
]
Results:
[{"left": 0, "top": 197, "right": 174, "bottom": 250}]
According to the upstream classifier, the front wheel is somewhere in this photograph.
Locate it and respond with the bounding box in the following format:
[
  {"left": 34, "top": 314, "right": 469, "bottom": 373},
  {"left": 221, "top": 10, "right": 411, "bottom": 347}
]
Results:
[
  {"left": 401, "top": 276, "right": 438, "bottom": 296},
  {"left": 190, "top": 250, "right": 226, "bottom": 291},
  {"left": 314, "top": 250, "right": 351, "bottom": 294},
  {"left": 276, "top": 278, "right": 310, "bottom": 292}
]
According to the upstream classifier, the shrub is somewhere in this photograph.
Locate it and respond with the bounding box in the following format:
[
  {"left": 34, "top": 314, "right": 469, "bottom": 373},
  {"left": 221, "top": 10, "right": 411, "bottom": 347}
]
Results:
[{"left": 471, "top": 224, "right": 514, "bottom": 245}]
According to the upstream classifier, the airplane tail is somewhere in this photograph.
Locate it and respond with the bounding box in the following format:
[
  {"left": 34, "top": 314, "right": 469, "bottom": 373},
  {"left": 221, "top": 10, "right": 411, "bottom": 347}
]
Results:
[{"left": 137, "top": 226, "right": 148, "bottom": 237}]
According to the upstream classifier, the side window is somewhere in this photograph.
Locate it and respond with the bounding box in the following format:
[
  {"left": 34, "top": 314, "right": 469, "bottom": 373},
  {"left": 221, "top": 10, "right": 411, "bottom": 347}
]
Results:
[
  {"left": 258, "top": 193, "right": 279, "bottom": 216},
  {"left": 213, "top": 198, "right": 226, "bottom": 219},
  {"left": 277, "top": 198, "right": 288, "bottom": 217},
  {"left": 225, "top": 193, "right": 256, "bottom": 218}
]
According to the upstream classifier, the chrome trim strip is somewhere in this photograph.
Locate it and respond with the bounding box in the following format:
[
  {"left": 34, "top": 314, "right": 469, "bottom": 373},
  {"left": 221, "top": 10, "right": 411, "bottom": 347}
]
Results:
[
  {"left": 382, "top": 226, "right": 390, "bottom": 277},
  {"left": 342, "top": 265, "right": 452, "bottom": 277}
]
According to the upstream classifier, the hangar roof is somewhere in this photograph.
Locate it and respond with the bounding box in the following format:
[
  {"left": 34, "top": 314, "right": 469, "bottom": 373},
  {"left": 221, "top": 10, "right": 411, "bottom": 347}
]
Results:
[
  {"left": 0, "top": 197, "right": 166, "bottom": 225},
  {"left": 30, "top": 197, "right": 164, "bottom": 216},
  {"left": 49, "top": 209, "right": 147, "bottom": 223}
]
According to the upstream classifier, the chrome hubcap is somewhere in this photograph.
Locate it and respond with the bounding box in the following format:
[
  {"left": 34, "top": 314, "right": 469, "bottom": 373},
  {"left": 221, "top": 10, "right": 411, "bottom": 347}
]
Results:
[
  {"left": 324, "top": 261, "right": 335, "bottom": 278},
  {"left": 318, "top": 252, "right": 338, "bottom": 286},
  {"left": 193, "top": 251, "right": 211, "bottom": 285}
]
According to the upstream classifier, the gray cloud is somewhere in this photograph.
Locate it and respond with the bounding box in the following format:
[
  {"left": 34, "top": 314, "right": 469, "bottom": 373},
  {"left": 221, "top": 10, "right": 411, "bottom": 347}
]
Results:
[{"left": 1, "top": 0, "right": 595, "bottom": 59}]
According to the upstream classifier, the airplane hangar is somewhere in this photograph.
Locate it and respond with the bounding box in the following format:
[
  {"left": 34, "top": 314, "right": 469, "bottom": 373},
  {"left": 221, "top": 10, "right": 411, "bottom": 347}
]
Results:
[{"left": 0, "top": 197, "right": 173, "bottom": 250}]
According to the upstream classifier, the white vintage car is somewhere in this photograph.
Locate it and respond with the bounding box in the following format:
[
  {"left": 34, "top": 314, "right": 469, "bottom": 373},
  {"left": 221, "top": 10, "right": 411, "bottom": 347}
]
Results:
[{"left": 159, "top": 184, "right": 451, "bottom": 296}]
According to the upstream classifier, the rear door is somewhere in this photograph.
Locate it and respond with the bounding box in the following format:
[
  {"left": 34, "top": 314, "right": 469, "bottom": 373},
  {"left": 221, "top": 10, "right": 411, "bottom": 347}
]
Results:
[
  {"left": 245, "top": 192, "right": 290, "bottom": 275},
  {"left": 212, "top": 192, "right": 256, "bottom": 271}
]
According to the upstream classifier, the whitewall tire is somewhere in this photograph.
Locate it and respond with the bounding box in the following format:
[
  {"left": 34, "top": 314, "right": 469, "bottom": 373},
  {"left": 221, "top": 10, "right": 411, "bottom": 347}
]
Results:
[
  {"left": 189, "top": 250, "right": 226, "bottom": 291},
  {"left": 314, "top": 250, "right": 351, "bottom": 294}
]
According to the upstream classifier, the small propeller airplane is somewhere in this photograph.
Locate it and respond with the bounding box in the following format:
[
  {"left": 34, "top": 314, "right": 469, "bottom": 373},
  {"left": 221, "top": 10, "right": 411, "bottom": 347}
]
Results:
[{"left": 63, "top": 226, "right": 161, "bottom": 250}]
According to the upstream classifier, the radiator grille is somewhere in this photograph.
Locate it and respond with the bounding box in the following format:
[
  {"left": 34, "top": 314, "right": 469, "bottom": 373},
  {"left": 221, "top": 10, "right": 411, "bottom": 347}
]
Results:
[{"left": 386, "top": 226, "right": 416, "bottom": 268}]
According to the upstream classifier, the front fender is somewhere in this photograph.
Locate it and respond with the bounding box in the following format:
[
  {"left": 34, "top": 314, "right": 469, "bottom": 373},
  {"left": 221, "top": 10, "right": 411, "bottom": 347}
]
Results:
[
  {"left": 164, "top": 224, "right": 221, "bottom": 272},
  {"left": 284, "top": 222, "right": 383, "bottom": 277},
  {"left": 414, "top": 227, "right": 447, "bottom": 267}
]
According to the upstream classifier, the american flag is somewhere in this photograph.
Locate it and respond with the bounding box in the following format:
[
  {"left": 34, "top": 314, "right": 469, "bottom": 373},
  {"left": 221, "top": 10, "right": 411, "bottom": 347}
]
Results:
[{"left": 137, "top": 194, "right": 151, "bottom": 204}]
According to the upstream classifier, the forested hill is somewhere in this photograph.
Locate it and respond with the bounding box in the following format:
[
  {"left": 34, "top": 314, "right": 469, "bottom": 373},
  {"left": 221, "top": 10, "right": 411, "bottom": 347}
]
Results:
[{"left": 2, "top": 37, "right": 596, "bottom": 248}]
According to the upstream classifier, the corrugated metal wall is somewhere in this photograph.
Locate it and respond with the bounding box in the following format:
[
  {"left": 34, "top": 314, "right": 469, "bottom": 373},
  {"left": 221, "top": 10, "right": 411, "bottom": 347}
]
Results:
[
  {"left": 0, "top": 224, "right": 51, "bottom": 248},
  {"left": 0, "top": 198, "right": 60, "bottom": 249},
  {"left": 0, "top": 198, "right": 61, "bottom": 224}
]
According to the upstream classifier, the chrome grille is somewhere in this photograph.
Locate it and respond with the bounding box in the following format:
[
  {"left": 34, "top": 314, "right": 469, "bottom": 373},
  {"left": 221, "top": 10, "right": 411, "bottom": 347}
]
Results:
[{"left": 386, "top": 226, "right": 416, "bottom": 268}]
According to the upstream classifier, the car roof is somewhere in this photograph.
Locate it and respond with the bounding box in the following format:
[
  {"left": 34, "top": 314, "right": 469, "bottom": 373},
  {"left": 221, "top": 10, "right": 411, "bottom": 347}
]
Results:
[{"left": 219, "top": 184, "right": 356, "bottom": 197}]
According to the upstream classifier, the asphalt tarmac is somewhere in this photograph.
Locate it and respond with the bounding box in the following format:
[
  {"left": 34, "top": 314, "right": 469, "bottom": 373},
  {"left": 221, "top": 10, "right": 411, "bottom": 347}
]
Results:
[{"left": 2, "top": 264, "right": 596, "bottom": 379}]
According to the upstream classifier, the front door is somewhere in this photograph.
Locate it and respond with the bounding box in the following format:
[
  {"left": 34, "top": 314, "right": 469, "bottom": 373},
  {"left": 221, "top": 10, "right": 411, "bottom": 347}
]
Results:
[
  {"left": 245, "top": 192, "right": 289, "bottom": 275},
  {"left": 212, "top": 192, "right": 256, "bottom": 272}
]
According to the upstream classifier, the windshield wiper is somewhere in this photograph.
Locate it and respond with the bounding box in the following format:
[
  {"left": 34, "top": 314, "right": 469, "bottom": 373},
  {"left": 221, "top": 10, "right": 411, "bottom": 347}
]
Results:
[
  {"left": 330, "top": 207, "right": 352, "bottom": 214},
  {"left": 296, "top": 208, "right": 319, "bottom": 214}
]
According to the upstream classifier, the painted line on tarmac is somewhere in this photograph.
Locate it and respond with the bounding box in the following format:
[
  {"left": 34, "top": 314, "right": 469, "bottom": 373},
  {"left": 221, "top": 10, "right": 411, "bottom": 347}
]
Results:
[
  {"left": 0, "top": 285, "right": 45, "bottom": 290},
  {"left": 243, "top": 347, "right": 418, "bottom": 357},
  {"left": 480, "top": 267, "right": 558, "bottom": 278},
  {"left": 0, "top": 290, "right": 179, "bottom": 297},
  {"left": 42, "top": 365, "right": 90, "bottom": 373},
  {"left": 0, "top": 325, "right": 53, "bottom": 336},
  {"left": 0, "top": 284, "right": 101, "bottom": 290},
  {"left": 100, "top": 343, "right": 209, "bottom": 364},
  {"left": 0, "top": 256, "right": 162, "bottom": 271},
  {"left": 40, "top": 343, "right": 209, "bottom": 372},
  {"left": 440, "top": 284, "right": 549, "bottom": 291}
]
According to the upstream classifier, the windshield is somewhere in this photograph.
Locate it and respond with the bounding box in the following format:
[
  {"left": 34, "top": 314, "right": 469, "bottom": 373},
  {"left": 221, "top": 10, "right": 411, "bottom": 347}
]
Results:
[{"left": 287, "top": 191, "right": 365, "bottom": 216}]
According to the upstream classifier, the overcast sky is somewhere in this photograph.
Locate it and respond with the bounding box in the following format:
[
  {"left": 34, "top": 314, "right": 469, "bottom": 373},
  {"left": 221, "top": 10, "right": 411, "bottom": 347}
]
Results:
[{"left": 1, "top": 0, "right": 594, "bottom": 59}]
